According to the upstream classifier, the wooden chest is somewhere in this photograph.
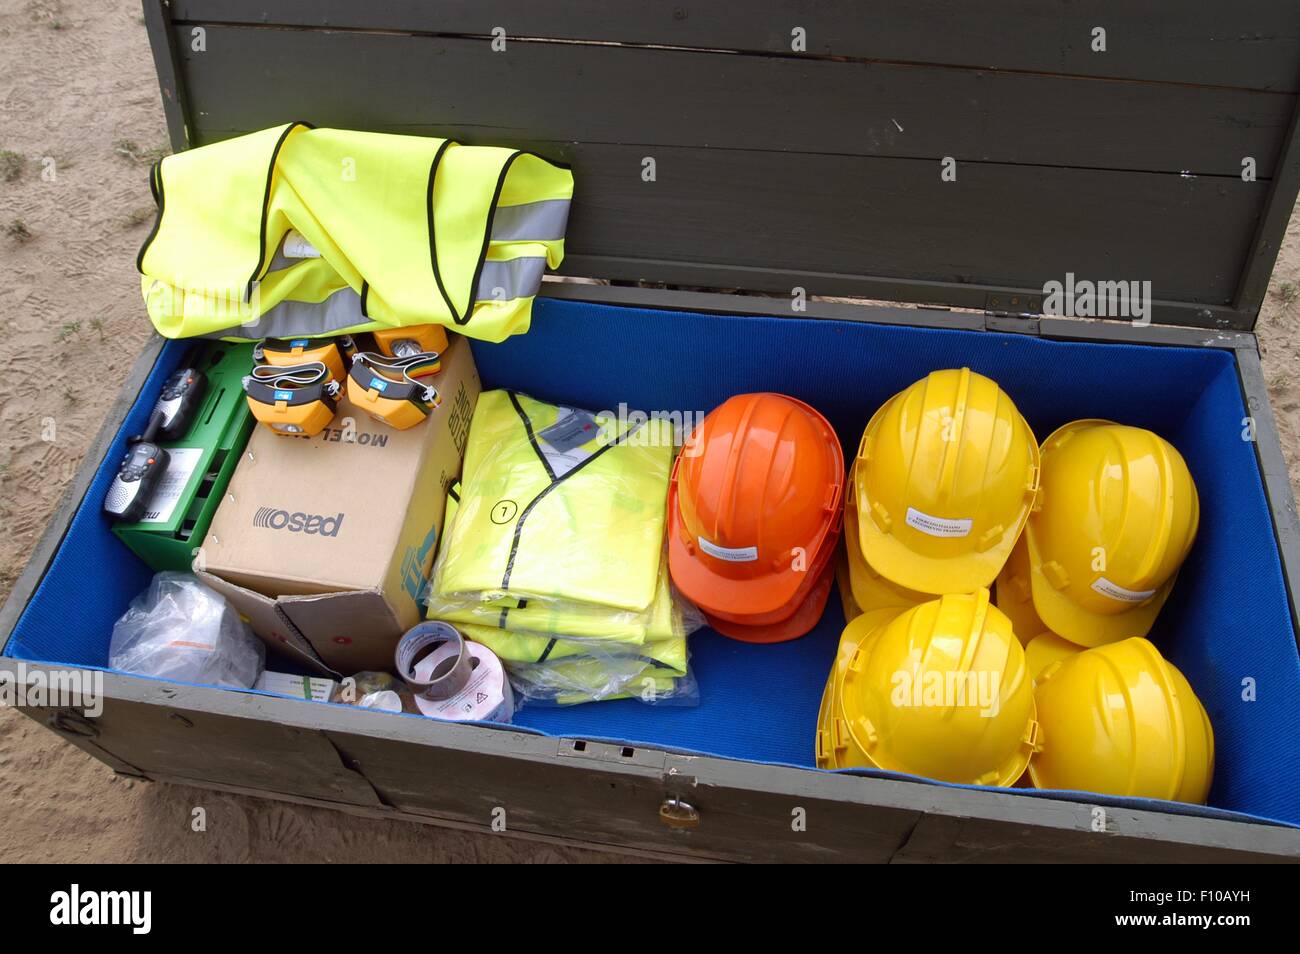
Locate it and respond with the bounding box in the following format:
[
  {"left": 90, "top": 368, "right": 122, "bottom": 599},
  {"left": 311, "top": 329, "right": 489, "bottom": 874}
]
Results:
[{"left": 3, "top": 0, "right": 1300, "bottom": 861}]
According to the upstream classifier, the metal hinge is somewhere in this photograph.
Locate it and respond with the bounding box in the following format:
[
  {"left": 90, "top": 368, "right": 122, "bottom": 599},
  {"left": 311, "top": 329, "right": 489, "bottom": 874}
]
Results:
[
  {"left": 984, "top": 292, "right": 1042, "bottom": 334},
  {"left": 985, "top": 314, "right": 1041, "bottom": 335}
]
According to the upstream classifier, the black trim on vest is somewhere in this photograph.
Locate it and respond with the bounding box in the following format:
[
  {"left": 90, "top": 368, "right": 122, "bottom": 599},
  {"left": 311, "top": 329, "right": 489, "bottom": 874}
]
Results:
[
  {"left": 500, "top": 416, "right": 646, "bottom": 592},
  {"left": 135, "top": 161, "right": 166, "bottom": 274},
  {"left": 507, "top": 389, "right": 556, "bottom": 482},
  {"left": 462, "top": 149, "right": 568, "bottom": 323},
  {"left": 465, "top": 149, "right": 524, "bottom": 321},
  {"left": 359, "top": 280, "right": 370, "bottom": 319},
  {"left": 425, "top": 139, "right": 458, "bottom": 323},
  {"left": 244, "top": 121, "right": 314, "bottom": 304}
]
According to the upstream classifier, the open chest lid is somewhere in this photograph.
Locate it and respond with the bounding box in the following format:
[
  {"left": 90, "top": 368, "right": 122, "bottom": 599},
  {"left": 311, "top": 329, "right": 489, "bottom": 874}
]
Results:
[{"left": 147, "top": 1, "right": 1300, "bottom": 332}]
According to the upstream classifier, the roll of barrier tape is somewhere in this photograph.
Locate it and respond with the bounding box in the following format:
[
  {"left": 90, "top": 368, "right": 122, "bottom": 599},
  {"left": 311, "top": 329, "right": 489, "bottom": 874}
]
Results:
[{"left": 395, "top": 622, "right": 514, "bottom": 723}]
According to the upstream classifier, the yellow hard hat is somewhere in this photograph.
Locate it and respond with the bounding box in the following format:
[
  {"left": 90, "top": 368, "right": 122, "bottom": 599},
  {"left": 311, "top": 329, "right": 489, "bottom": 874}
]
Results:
[
  {"left": 1023, "top": 632, "right": 1080, "bottom": 681},
  {"left": 1029, "top": 637, "right": 1214, "bottom": 803},
  {"left": 815, "top": 607, "right": 901, "bottom": 770},
  {"left": 844, "top": 463, "right": 929, "bottom": 614},
  {"left": 815, "top": 665, "right": 837, "bottom": 767},
  {"left": 993, "top": 534, "right": 1047, "bottom": 647},
  {"left": 996, "top": 536, "right": 1086, "bottom": 679},
  {"left": 1025, "top": 420, "right": 1199, "bottom": 647},
  {"left": 838, "top": 589, "right": 1038, "bottom": 787},
  {"left": 855, "top": 369, "right": 1039, "bottom": 595}
]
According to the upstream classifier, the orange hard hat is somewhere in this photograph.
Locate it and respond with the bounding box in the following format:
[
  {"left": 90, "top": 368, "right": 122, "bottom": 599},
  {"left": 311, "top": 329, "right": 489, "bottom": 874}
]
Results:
[
  {"left": 701, "top": 497, "right": 840, "bottom": 628},
  {"left": 704, "top": 539, "right": 838, "bottom": 643},
  {"left": 669, "top": 392, "right": 845, "bottom": 622}
]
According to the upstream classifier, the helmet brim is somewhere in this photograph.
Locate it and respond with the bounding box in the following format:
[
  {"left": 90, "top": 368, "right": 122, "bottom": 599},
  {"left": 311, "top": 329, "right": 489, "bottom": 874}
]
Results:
[
  {"left": 703, "top": 558, "right": 835, "bottom": 643},
  {"left": 856, "top": 503, "right": 1017, "bottom": 595},
  {"left": 1024, "top": 525, "right": 1175, "bottom": 647},
  {"left": 668, "top": 485, "right": 836, "bottom": 618}
]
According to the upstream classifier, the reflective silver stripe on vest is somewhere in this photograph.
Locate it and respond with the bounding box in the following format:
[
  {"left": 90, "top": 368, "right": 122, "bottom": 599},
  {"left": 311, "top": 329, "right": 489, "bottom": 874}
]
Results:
[
  {"left": 476, "top": 256, "right": 547, "bottom": 304},
  {"left": 205, "top": 284, "right": 366, "bottom": 340},
  {"left": 490, "top": 199, "right": 571, "bottom": 242}
]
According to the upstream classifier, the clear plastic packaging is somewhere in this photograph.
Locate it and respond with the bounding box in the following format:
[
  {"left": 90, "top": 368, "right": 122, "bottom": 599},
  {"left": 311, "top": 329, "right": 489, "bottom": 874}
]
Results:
[
  {"left": 109, "top": 572, "right": 264, "bottom": 688},
  {"left": 427, "top": 473, "right": 705, "bottom": 647},
  {"left": 422, "top": 390, "right": 703, "bottom": 706},
  {"left": 424, "top": 573, "right": 704, "bottom": 647},
  {"left": 505, "top": 657, "right": 699, "bottom": 707},
  {"left": 330, "top": 670, "right": 405, "bottom": 704},
  {"left": 433, "top": 390, "right": 677, "bottom": 615},
  {"left": 487, "top": 633, "right": 699, "bottom": 707}
]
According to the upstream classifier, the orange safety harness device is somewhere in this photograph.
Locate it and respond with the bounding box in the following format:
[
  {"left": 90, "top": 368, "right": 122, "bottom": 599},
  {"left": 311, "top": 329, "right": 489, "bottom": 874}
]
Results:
[
  {"left": 371, "top": 324, "right": 448, "bottom": 369},
  {"left": 346, "top": 351, "right": 443, "bottom": 430},
  {"left": 242, "top": 361, "right": 341, "bottom": 438},
  {"left": 252, "top": 336, "right": 355, "bottom": 383}
]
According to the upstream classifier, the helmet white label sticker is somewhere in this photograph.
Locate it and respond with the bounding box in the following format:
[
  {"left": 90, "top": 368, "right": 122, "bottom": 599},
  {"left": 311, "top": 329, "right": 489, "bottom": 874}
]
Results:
[
  {"left": 698, "top": 536, "right": 759, "bottom": 562},
  {"left": 1090, "top": 577, "right": 1157, "bottom": 603},
  {"left": 905, "top": 507, "right": 972, "bottom": 538}
]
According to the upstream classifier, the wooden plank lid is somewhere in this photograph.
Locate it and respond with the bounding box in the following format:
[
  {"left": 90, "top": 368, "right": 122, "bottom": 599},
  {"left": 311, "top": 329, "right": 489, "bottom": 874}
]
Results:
[{"left": 147, "top": 1, "right": 1300, "bottom": 331}]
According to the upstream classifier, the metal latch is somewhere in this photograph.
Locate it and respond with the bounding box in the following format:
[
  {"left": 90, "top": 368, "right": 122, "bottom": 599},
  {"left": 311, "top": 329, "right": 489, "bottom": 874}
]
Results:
[{"left": 659, "top": 797, "right": 700, "bottom": 830}]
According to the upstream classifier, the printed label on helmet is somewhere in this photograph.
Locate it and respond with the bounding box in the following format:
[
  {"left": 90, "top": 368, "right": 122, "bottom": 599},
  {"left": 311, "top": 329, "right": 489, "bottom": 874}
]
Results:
[
  {"left": 1090, "top": 577, "right": 1157, "bottom": 603},
  {"left": 697, "top": 536, "right": 759, "bottom": 563},
  {"left": 905, "top": 508, "right": 972, "bottom": 538}
]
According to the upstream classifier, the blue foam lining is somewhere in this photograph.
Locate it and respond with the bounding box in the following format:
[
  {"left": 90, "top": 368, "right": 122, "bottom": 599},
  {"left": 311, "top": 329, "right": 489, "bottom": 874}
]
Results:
[{"left": 7, "top": 297, "right": 1299, "bottom": 826}]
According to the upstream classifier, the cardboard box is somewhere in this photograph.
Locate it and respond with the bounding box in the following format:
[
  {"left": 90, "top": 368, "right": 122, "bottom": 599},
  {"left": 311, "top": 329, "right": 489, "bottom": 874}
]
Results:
[
  {"left": 254, "top": 671, "right": 338, "bottom": 702},
  {"left": 197, "top": 336, "right": 479, "bottom": 674}
]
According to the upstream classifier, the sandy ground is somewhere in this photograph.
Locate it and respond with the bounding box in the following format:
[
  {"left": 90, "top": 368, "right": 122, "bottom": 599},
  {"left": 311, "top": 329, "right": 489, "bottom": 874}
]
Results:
[
  {"left": 0, "top": 0, "right": 627, "bottom": 863},
  {"left": 1, "top": 0, "right": 1298, "bottom": 862}
]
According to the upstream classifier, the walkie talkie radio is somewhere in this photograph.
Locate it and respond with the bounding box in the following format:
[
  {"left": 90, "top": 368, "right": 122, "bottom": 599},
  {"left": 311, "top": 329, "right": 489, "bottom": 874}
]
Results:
[{"left": 103, "top": 366, "right": 207, "bottom": 522}]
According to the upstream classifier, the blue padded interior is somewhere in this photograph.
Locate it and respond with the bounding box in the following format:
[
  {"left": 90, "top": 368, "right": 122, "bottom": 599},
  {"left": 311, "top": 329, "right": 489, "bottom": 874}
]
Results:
[{"left": 7, "top": 297, "right": 1299, "bottom": 826}]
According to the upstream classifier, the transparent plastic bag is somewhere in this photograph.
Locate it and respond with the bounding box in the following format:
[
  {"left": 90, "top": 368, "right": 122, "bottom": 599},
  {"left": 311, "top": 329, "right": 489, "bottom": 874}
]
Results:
[
  {"left": 109, "top": 572, "right": 264, "bottom": 688},
  {"left": 427, "top": 478, "right": 704, "bottom": 646},
  {"left": 330, "top": 670, "right": 405, "bottom": 704},
  {"left": 425, "top": 573, "right": 704, "bottom": 647},
  {"left": 500, "top": 642, "right": 699, "bottom": 707}
]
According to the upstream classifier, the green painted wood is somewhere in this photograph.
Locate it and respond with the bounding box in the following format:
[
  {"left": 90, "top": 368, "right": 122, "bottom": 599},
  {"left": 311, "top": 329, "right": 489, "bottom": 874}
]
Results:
[
  {"left": 142, "top": 0, "right": 191, "bottom": 151},
  {"left": 158, "top": 17, "right": 1298, "bottom": 329},
  {"left": 176, "top": 25, "right": 1291, "bottom": 177},
  {"left": 168, "top": 0, "right": 1300, "bottom": 91},
  {"left": 7, "top": 665, "right": 1298, "bottom": 861}
]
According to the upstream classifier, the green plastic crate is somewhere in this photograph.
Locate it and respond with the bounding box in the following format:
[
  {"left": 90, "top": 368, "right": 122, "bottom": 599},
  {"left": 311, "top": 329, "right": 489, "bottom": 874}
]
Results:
[{"left": 111, "top": 342, "right": 255, "bottom": 571}]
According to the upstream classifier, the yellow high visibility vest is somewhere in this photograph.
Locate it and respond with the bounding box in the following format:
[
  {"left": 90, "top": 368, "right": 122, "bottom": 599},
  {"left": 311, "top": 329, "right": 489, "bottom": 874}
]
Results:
[
  {"left": 428, "top": 484, "right": 683, "bottom": 645},
  {"left": 456, "top": 622, "right": 687, "bottom": 673},
  {"left": 458, "top": 623, "right": 685, "bottom": 706},
  {"left": 436, "top": 390, "right": 674, "bottom": 612},
  {"left": 513, "top": 662, "right": 683, "bottom": 706},
  {"left": 138, "top": 123, "right": 573, "bottom": 343}
]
